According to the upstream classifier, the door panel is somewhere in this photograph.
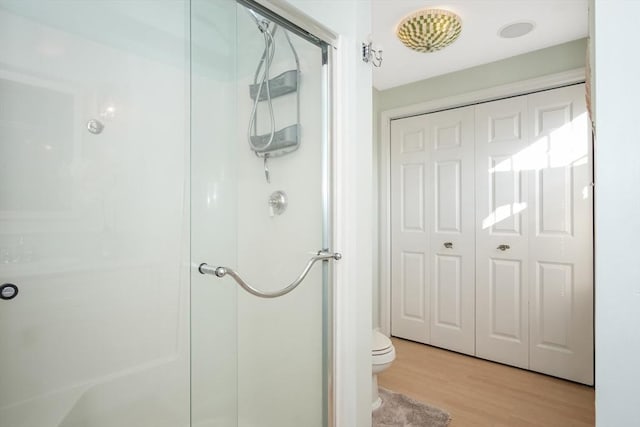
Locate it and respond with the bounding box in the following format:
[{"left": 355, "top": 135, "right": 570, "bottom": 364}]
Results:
[
  {"left": 489, "top": 155, "right": 523, "bottom": 235},
  {"left": 391, "top": 117, "right": 430, "bottom": 343},
  {"left": 536, "top": 262, "right": 574, "bottom": 350},
  {"left": 401, "top": 164, "right": 425, "bottom": 232},
  {"left": 538, "top": 166, "right": 573, "bottom": 235},
  {"left": 475, "top": 96, "right": 530, "bottom": 368},
  {"left": 527, "top": 84, "right": 593, "bottom": 385},
  {"left": 435, "top": 160, "right": 462, "bottom": 233},
  {"left": 428, "top": 107, "right": 475, "bottom": 355},
  {"left": 391, "top": 106, "right": 474, "bottom": 352},
  {"left": 400, "top": 251, "right": 427, "bottom": 321},
  {"left": 489, "top": 259, "right": 524, "bottom": 341},
  {"left": 433, "top": 254, "right": 462, "bottom": 328}
]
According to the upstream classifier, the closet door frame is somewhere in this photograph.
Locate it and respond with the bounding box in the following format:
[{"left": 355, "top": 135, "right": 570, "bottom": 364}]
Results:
[{"left": 379, "top": 68, "right": 587, "bottom": 337}]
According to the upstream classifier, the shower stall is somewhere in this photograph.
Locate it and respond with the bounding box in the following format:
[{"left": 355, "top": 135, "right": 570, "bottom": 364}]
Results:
[{"left": 0, "top": 1, "right": 338, "bottom": 426}]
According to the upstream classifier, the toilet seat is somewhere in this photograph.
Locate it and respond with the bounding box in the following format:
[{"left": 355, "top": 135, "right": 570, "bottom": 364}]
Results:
[
  {"left": 372, "top": 331, "right": 395, "bottom": 365},
  {"left": 372, "top": 330, "right": 392, "bottom": 352},
  {"left": 372, "top": 347, "right": 395, "bottom": 365},
  {"left": 372, "top": 346, "right": 393, "bottom": 356}
]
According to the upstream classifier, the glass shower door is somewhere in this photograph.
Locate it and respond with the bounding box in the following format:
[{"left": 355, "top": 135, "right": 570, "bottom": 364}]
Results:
[
  {"left": 191, "top": 1, "right": 333, "bottom": 426},
  {"left": 0, "top": 2, "right": 191, "bottom": 426},
  {"left": 1, "top": 0, "right": 333, "bottom": 425}
]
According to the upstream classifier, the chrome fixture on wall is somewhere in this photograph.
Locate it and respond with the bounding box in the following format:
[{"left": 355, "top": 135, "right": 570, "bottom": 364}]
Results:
[
  {"left": 247, "top": 8, "right": 301, "bottom": 183},
  {"left": 87, "top": 118, "right": 104, "bottom": 134},
  {"left": 268, "top": 190, "right": 287, "bottom": 216},
  {"left": 362, "top": 41, "right": 383, "bottom": 67}
]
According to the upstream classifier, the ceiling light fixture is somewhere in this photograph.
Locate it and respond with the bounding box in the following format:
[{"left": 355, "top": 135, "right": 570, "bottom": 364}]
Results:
[{"left": 396, "top": 9, "right": 462, "bottom": 53}]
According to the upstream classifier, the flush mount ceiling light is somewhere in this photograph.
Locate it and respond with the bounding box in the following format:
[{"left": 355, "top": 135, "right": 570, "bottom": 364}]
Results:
[{"left": 396, "top": 9, "right": 462, "bottom": 53}]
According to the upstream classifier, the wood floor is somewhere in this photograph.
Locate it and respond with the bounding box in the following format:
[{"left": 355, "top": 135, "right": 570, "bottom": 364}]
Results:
[{"left": 377, "top": 338, "right": 594, "bottom": 427}]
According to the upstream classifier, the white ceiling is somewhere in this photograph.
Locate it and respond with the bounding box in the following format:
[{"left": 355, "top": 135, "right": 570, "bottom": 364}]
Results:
[{"left": 372, "top": 0, "right": 588, "bottom": 90}]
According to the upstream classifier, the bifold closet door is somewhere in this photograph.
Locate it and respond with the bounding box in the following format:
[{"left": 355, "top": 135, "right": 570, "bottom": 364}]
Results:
[
  {"left": 391, "top": 115, "right": 431, "bottom": 344},
  {"left": 390, "top": 107, "right": 475, "bottom": 355},
  {"left": 475, "top": 96, "right": 530, "bottom": 369},
  {"left": 391, "top": 84, "right": 593, "bottom": 384},
  {"left": 427, "top": 107, "right": 475, "bottom": 356},
  {"left": 475, "top": 84, "right": 593, "bottom": 384},
  {"left": 526, "top": 85, "right": 593, "bottom": 385}
]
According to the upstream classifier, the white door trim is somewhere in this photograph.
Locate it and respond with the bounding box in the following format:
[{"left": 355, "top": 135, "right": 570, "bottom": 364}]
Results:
[{"left": 378, "top": 68, "right": 586, "bottom": 336}]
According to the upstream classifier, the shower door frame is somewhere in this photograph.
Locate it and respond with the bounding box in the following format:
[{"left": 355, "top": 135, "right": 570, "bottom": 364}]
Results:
[{"left": 234, "top": 1, "right": 339, "bottom": 426}]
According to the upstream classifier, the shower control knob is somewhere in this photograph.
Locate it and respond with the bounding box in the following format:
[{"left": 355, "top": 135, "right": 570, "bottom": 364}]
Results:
[
  {"left": 268, "top": 191, "right": 288, "bottom": 216},
  {"left": 0, "top": 283, "right": 18, "bottom": 300}
]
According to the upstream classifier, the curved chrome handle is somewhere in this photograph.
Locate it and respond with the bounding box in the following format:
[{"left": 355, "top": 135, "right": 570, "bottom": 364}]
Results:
[
  {"left": 444, "top": 242, "right": 453, "bottom": 249},
  {"left": 198, "top": 250, "right": 342, "bottom": 299},
  {"left": 497, "top": 244, "right": 511, "bottom": 251}
]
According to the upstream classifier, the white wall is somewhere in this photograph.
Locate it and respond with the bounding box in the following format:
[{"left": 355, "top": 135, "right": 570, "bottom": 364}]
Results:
[
  {"left": 234, "top": 8, "right": 325, "bottom": 426},
  {"left": 594, "top": 1, "right": 640, "bottom": 424}
]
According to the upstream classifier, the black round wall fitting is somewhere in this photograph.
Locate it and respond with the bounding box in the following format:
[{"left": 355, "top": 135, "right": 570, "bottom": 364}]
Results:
[{"left": 0, "top": 283, "right": 18, "bottom": 300}]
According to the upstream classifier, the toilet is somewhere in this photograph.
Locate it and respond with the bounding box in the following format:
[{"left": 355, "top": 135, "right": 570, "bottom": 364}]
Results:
[{"left": 371, "top": 330, "right": 396, "bottom": 410}]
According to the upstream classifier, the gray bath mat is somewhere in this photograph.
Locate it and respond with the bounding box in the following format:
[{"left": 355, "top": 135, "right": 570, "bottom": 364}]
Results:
[{"left": 373, "top": 388, "right": 451, "bottom": 427}]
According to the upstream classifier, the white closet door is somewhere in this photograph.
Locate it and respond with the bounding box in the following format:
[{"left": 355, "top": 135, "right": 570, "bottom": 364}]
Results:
[
  {"left": 390, "top": 107, "right": 475, "bottom": 352},
  {"left": 475, "top": 96, "right": 530, "bottom": 368},
  {"left": 527, "top": 84, "right": 593, "bottom": 385},
  {"left": 390, "top": 85, "right": 593, "bottom": 384},
  {"left": 427, "top": 107, "right": 476, "bottom": 355},
  {"left": 390, "top": 115, "right": 431, "bottom": 343}
]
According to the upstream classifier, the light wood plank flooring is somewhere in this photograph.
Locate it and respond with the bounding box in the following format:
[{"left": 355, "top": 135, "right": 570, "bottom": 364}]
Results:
[{"left": 378, "top": 338, "right": 594, "bottom": 426}]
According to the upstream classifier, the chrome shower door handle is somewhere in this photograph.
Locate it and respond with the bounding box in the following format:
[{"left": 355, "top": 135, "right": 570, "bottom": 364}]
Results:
[{"left": 199, "top": 250, "right": 342, "bottom": 299}]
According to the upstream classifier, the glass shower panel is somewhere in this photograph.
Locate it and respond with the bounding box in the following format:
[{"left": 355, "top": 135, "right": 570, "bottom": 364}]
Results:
[
  {"left": 235, "top": 4, "right": 327, "bottom": 427},
  {"left": 191, "top": 2, "right": 330, "bottom": 426},
  {"left": 0, "top": 2, "right": 191, "bottom": 426},
  {"left": 190, "top": 1, "right": 239, "bottom": 426}
]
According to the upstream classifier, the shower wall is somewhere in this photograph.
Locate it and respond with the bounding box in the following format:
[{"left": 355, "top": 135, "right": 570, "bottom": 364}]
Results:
[
  {"left": 234, "top": 8, "right": 325, "bottom": 427},
  {"left": 0, "top": 2, "right": 190, "bottom": 426}
]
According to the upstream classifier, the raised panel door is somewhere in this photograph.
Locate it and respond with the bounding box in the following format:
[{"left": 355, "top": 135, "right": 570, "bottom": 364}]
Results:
[
  {"left": 475, "top": 96, "right": 530, "bottom": 368},
  {"left": 390, "top": 116, "right": 430, "bottom": 343},
  {"left": 527, "top": 84, "right": 593, "bottom": 385},
  {"left": 428, "top": 107, "right": 476, "bottom": 355}
]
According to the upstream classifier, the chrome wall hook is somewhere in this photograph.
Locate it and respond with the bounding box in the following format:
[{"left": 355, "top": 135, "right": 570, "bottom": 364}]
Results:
[{"left": 362, "top": 41, "right": 383, "bottom": 67}]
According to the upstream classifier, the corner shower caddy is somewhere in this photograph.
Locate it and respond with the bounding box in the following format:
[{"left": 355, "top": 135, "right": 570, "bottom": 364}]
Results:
[{"left": 247, "top": 14, "right": 301, "bottom": 183}]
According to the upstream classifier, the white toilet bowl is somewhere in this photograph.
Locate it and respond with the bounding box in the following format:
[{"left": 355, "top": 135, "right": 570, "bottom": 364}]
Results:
[{"left": 372, "top": 330, "right": 396, "bottom": 410}]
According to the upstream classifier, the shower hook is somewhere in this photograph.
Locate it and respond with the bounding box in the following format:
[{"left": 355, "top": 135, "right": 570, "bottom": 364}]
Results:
[{"left": 362, "top": 41, "right": 383, "bottom": 67}]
